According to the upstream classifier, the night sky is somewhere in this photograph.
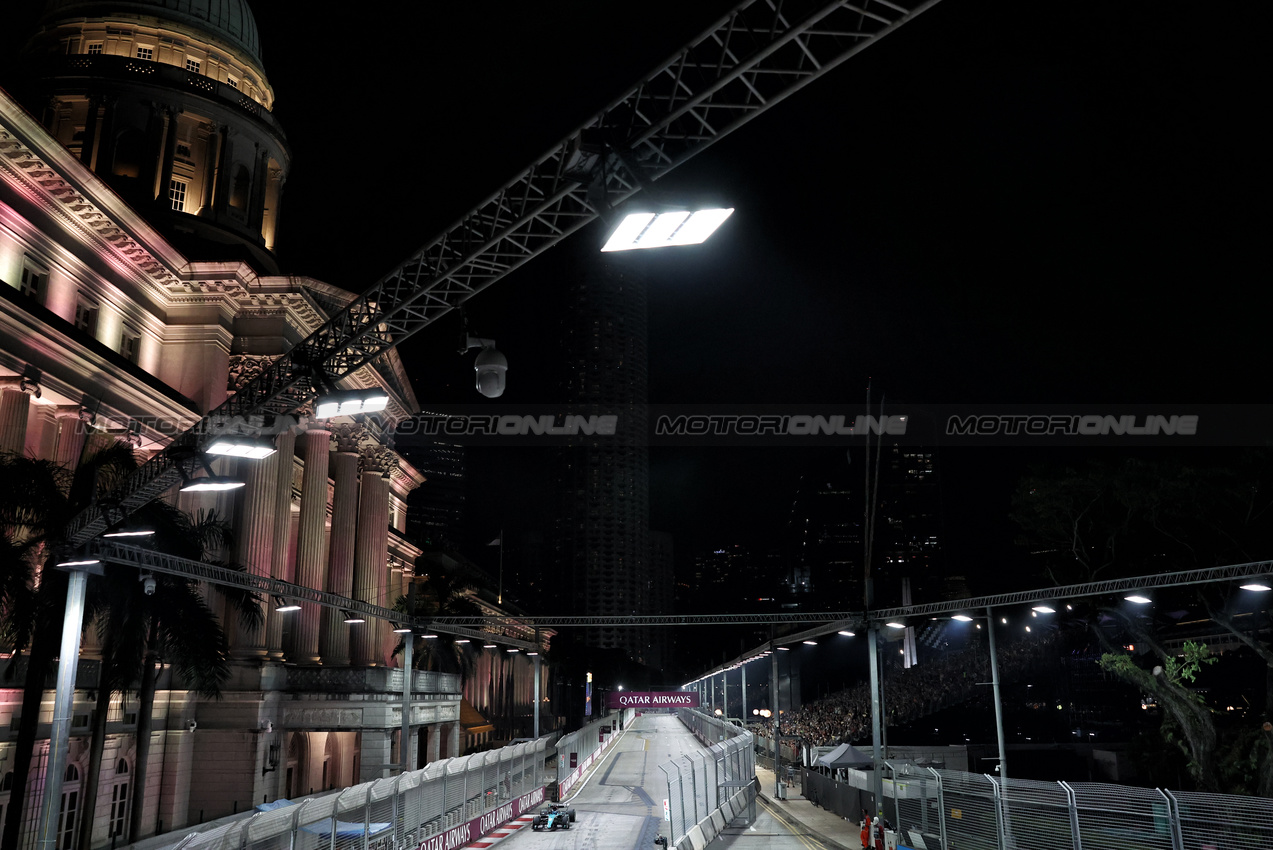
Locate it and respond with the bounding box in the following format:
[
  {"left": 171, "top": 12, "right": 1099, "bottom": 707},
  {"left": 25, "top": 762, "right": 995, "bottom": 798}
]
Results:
[
  {"left": 6, "top": 3, "right": 1266, "bottom": 614},
  {"left": 247, "top": 1, "right": 1268, "bottom": 600}
]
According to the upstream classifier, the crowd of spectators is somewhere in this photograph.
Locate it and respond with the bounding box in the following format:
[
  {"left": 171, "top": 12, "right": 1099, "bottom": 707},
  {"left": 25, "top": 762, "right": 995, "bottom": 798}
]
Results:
[{"left": 747, "top": 629, "right": 1066, "bottom": 748}]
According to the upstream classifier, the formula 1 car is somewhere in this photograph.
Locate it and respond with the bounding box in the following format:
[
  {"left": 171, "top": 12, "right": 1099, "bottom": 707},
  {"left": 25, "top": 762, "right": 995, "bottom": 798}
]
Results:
[{"left": 531, "top": 803, "right": 576, "bottom": 831}]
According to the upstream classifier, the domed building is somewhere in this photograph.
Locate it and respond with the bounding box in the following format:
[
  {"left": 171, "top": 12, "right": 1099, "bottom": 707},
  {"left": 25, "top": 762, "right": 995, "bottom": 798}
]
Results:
[
  {"left": 10, "top": 0, "right": 288, "bottom": 273},
  {"left": 0, "top": 3, "right": 554, "bottom": 848}
]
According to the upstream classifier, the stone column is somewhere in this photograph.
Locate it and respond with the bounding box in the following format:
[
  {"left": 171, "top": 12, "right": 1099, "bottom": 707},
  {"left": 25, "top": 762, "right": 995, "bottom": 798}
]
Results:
[
  {"left": 359, "top": 730, "right": 393, "bottom": 783},
  {"left": 426, "top": 724, "right": 440, "bottom": 764},
  {"left": 53, "top": 406, "right": 91, "bottom": 471},
  {"left": 265, "top": 430, "right": 296, "bottom": 657},
  {"left": 229, "top": 439, "right": 282, "bottom": 659},
  {"left": 0, "top": 379, "right": 36, "bottom": 455},
  {"left": 80, "top": 95, "right": 101, "bottom": 168},
  {"left": 320, "top": 425, "right": 362, "bottom": 667},
  {"left": 350, "top": 446, "right": 391, "bottom": 666},
  {"left": 447, "top": 722, "right": 461, "bottom": 760},
  {"left": 286, "top": 428, "right": 330, "bottom": 665},
  {"left": 157, "top": 106, "right": 180, "bottom": 208},
  {"left": 28, "top": 402, "right": 58, "bottom": 461}
]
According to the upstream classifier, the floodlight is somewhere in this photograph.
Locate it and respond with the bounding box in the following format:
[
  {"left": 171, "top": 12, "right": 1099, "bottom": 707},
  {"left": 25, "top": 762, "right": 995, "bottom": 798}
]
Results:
[
  {"left": 343, "top": 610, "right": 365, "bottom": 624},
  {"left": 56, "top": 557, "right": 101, "bottom": 567},
  {"left": 392, "top": 623, "right": 413, "bottom": 634},
  {"left": 314, "top": 388, "right": 390, "bottom": 420},
  {"left": 455, "top": 639, "right": 470, "bottom": 644},
  {"left": 601, "top": 208, "right": 734, "bottom": 252},
  {"left": 1032, "top": 605, "right": 1056, "bottom": 613},
  {"left": 1241, "top": 581, "right": 1272, "bottom": 592},
  {"left": 838, "top": 630, "right": 855, "bottom": 636},
  {"left": 422, "top": 634, "right": 438, "bottom": 639},
  {"left": 803, "top": 640, "right": 817, "bottom": 646},
  {"left": 527, "top": 651, "right": 539, "bottom": 656},
  {"left": 483, "top": 643, "right": 498, "bottom": 649},
  {"left": 273, "top": 596, "right": 301, "bottom": 613},
  {"left": 952, "top": 615, "right": 973, "bottom": 622},
  {"left": 886, "top": 622, "right": 905, "bottom": 629},
  {"left": 506, "top": 648, "right": 520, "bottom": 653},
  {"left": 204, "top": 435, "right": 276, "bottom": 459},
  {"left": 179, "top": 475, "right": 244, "bottom": 493},
  {"left": 1125, "top": 595, "right": 1152, "bottom": 604},
  {"left": 777, "top": 646, "right": 790, "bottom": 651},
  {"left": 102, "top": 528, "right": 154, "bottom": 538}
]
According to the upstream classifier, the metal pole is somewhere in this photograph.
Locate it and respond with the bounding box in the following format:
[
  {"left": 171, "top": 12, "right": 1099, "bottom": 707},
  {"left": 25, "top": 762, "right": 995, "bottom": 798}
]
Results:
[
  {"left": 987, "top": 606, "right": 1012, "bottom": 846},
  {"left": 533, "top": 636, "right": 541, "bottom": 740},
  {"left": 741, "top": 664, "right": 747, "bottom": 723},
  {"left": 868, "top": 625, "right": 884, "bottom": 819},
  {"left": 721, "top": 670, "right": 727, "bottom": 717},
  {"left": 770, "top": 641, "right": 780, "bottom": 798},
  {"left": 36, "top": 568, "right": 89, "bottom": 850},
  {"left": 401, "top": 634, "right": 412, "bottom": 772}
]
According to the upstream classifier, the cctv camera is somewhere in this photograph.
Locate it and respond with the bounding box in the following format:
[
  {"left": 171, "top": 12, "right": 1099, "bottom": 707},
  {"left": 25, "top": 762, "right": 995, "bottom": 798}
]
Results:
[
  {"left": 473, "top": 345, "right": 507, "bottom": 398},
  {"left": 141, "top": 573, "right": 156, "bottom": 596},
  {"left": 186, "top": 719, "right": 197, "bottom": 732},
  {"left": 260, "top": 720, "right": 273, "bottom": 733}
]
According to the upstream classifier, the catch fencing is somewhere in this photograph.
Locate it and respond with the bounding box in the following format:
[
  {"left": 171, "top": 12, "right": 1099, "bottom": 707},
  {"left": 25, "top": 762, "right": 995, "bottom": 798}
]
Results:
[
  {"left": 168, "top": 738, "right": 554, "bottom": 850},
  {"left": 818, "top": 760, "right": 1273, "bottom": 850},
  {"left": 553, "top": 709, "right": 632, "bottom": 798},
  {"left": 658, "top": 710, "right": 756, "bottom": 847}
]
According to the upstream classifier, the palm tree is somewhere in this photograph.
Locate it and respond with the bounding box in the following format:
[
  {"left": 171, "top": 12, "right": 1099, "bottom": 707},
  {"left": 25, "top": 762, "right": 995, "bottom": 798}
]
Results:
[
  {"left": 390, "top": 565, "right": 483, "bottom": 680},
  {"left": 0, "top": 445, "right": 260, "bottom": 850},
  {"left": 75, "top": 501, "right": 260, "bottom": 850}
]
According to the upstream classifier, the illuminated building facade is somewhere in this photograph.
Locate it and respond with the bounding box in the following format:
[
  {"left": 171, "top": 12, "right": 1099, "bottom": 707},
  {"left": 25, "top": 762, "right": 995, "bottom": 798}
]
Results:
[{"left": 0, "top": 2, "right": 549, "bottom": 846}]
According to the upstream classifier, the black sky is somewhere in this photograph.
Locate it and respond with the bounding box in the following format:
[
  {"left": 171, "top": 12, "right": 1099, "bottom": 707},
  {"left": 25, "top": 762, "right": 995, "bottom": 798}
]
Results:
[
  {"left": 242, "top": 1, "right": 1271, "bottom": 596},
  {"left": 5, "top": 2, "right": 1263, "bottom": 611}
]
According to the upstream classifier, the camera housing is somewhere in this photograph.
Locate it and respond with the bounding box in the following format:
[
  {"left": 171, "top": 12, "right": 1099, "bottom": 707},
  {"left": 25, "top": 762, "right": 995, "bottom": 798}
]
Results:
[
  {"left": 141, "top": 573, "right": 157, "bottom": 595},
  {"left": 473, "top": 345, "right": 507, "bottom": 398}
]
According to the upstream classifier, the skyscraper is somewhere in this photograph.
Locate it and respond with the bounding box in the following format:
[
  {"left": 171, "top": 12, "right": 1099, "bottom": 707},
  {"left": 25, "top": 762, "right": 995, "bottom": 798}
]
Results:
[{"left": 552, "top": 255, "right": 655, "bottom": 666}]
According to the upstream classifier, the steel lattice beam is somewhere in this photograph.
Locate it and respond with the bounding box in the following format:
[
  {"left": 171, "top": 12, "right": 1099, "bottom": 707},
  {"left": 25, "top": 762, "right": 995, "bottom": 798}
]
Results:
[
  {"left": 65, "top": 0, "right": 943, "bottom": 545},
  {"left": 691, "top": 559, "right": 1273, "bottom": 680},
  {"left": 92, "top": 542, "right": 539, "bottom": 650}
]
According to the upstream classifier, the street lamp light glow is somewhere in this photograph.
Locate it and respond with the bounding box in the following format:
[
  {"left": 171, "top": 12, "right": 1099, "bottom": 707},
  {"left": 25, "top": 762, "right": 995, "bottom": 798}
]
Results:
[{"left": 601, "top": 208, "right": 734, "bottom": 252}]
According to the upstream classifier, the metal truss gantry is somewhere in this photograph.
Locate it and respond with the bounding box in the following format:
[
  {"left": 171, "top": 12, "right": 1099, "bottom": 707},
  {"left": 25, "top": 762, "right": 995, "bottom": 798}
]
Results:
[{"left": 65, "top": 0, "right": 944, "bottom": 545}]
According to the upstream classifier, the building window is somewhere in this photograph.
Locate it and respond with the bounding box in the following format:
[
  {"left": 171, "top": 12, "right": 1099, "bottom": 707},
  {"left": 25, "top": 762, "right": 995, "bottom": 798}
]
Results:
[
  {"left": 57, "top": 766, "right": 79, "bottom": 850},
  {"left": 120, "top": 329, "right": 140, "bottom": 363},
  {"left": 185, "top": 57, "right": 200, "bottom": 73},
  {"left": 169, "top": 178, "right": 188, "bottom": 211},
  {"left": 135, "top": 46, "right": 153, "bottom": 61},
  {"left": 19, "top": 265, "right": 48, "bottom": 301},
  {"left": 226, "top": 76, "right": 238, "bottom": 89},
  {"left": 86, "top": 43, "right": 103, "bottom": 55},
  {"left": 108, "top": 760, "right": 129, "bottom": 838},
  {"left": 74, "top": 299, "right": 98, "bottom": 336}
]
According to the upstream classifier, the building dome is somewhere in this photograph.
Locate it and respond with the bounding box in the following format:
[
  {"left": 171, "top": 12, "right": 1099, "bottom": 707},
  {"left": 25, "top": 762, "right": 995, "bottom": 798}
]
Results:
[{"left": 40, "top": 0, "right": 262, "bottom": 66}]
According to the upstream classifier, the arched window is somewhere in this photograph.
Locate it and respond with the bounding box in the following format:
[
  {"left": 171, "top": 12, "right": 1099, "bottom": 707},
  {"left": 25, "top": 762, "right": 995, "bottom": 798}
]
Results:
[
  {"left": 110, "top": 760, "right": 130, "bottom": 837},
  {"left": 58, "top": 765, "right": 81, "bottom": 849},
  {"left": 0, "top": 771, "right": 12, "bottom": 791}
]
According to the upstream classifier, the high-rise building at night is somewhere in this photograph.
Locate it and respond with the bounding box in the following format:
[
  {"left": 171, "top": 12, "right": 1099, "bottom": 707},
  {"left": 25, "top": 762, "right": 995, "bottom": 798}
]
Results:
[
  {"left": 402, "top": 443, "right": 466, "bottom": 551},
  {"left": 552, "top": 256, "right": 657, "bottom": 667}
]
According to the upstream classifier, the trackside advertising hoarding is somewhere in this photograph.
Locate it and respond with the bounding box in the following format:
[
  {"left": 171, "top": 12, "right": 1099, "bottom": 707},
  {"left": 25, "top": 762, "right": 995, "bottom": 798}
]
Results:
[{"left": 607, "top": 692, "right": 700, "bottom": 709}]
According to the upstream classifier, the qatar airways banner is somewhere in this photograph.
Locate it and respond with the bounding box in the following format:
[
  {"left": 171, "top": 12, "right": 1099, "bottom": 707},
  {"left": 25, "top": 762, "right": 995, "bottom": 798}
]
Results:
[{"left": 607, "top": 691, "right": 700, "bottom": 709}]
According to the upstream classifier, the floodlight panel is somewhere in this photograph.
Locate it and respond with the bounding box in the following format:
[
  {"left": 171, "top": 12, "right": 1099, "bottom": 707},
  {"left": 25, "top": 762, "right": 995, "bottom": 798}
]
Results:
[
  {"left": 666, "top": 208, "right": 734, "bottom": 246},
  {"left": 103, "top": 529, "right": 154, "bottom": 538},
  {"left": 1032, "top": 605, "right": 1056, "bottom": 613},
  {"left": 1125, "top": 595, "right": 1151, "bottom": 604},
  {"left": 952, "top": 615, "right": 973, "bottom": 622},
  {"left": 361, "top": 394, "right": 389, "bottom": 413},
  {"left": 601, "top": 212, "right": 656, "bottom": 252},
  {"left": 206, "top": 437, "right": 275, "bottom": 459},
  {"left": 1241, "top": 582, "right": 1271, "bottom": 591},
  {"left": 315, "top": 400, "right": 340, "bottom": 419},
  {"left": 180, "top": 476, "right": 244, "bottom": 492},
  {"left": 635, "top": 211, "right": 690, "bottom": 248}
]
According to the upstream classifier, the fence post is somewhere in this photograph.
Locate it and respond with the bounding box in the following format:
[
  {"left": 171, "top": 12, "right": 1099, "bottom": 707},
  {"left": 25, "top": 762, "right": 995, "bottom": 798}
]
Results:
[
  {"left": 927, "top": 769, "right": 946, "bottom": 850},
  {"left": 1161, "top": 789, "right": 1184, "bottom": 850},
  {"left": 1058, "top": 781, "right": 1081, "bottom": 850},
  {"left": 987, "top": 775, "right": 1006, "bottom": 850}
]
